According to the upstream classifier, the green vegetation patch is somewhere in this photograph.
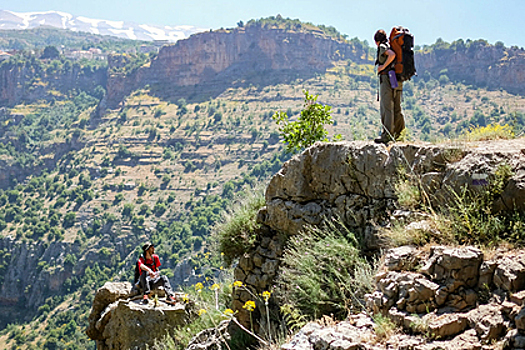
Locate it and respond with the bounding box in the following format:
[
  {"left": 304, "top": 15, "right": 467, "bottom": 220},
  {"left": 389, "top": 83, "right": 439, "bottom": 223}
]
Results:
[
  {"left": 214, "top": 186, "right": 265, "bottom": 266},
  {"left": 276, "top": 219, "right": 376, "bottom": 320}
]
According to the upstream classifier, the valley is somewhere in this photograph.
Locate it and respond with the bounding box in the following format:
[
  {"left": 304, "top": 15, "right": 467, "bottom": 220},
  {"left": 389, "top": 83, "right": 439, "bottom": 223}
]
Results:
[{"left": 0, "top": 17, "right": 523, "bottom": 349}]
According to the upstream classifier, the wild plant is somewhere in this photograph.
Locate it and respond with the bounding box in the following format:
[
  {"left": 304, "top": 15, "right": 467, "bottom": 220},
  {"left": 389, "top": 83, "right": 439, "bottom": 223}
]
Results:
[
  {"left": 213, "top": 186, "right": 265, "bottom": 266},
  {"left": 276, "top": 218, "right": 376, "bottom": 320},
  {"left": 446, "top": 163, "right": 525, "bottom": 245}
]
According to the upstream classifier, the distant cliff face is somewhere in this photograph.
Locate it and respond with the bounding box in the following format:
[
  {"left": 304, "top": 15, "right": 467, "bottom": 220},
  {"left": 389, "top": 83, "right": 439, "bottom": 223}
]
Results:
[
  {"left": 149, "top": 26, "right": 366, "bottom": 84},
  {"left": 0, "top": 62, "right": 106, "bottom": 106},
  {"left": 105, "top": 26, "right": 370, "bottom": 107},
  {"left": 2, "top": 28, "right": 525, "bottom": 109},
  {"left": 416, "top": 42, "right": 525, "bottom": 94}
]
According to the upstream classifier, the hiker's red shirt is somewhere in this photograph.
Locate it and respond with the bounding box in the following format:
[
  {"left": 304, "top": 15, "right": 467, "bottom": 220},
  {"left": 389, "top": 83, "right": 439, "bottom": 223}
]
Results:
[{"left": 138, "top": 254, "right": 161, "bottom": 275}]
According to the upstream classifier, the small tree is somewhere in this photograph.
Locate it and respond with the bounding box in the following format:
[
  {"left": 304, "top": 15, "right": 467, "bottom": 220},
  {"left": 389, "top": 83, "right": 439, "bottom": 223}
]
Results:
[
  {"left": 41, "top": 46, "right": 60, "bottom": 59},
  {"left": 63, "top": 212, "right": 76, "bottom": 228},
  {"left": 273, "top": 90, "right": 340, "bottom": 153}
]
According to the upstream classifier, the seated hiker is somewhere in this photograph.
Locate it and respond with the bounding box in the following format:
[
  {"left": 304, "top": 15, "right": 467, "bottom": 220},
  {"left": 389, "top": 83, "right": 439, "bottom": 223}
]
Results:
[{"left": 137, "top": 242, "right": 178, "bottom": 304}]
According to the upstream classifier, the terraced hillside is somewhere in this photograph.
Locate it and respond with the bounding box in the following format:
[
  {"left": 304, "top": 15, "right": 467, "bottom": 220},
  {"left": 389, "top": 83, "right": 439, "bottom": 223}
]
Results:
[{"left": 0, "top": 19, "right": 524, "bottom": 350}]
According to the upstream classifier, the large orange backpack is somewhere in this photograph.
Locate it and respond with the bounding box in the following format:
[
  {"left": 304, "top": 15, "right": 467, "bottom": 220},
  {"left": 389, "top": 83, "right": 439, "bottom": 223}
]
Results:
[{"left": 389, "top": 26, "right": 416, "bottom": 82}]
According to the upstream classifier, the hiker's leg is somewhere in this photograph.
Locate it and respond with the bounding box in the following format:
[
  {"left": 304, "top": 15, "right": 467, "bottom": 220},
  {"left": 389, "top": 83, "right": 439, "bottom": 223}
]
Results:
[
  {"left": 380, "top": 76, "right": 394, "bottom": 138},
  {"left": 138, "top": 272, "right": 146, "bottom": 293},
  {"left": 393, "top": 83, "right": 405, "bottom": 138},
  {"left": 159, "top": 275, "right": 175, "bottom": 297},
  {"left": 150, "top": 275, "right": 175, "bottom": 297},
  {"left": 141, "top": 274, "right": 152, "bottom": 295}
]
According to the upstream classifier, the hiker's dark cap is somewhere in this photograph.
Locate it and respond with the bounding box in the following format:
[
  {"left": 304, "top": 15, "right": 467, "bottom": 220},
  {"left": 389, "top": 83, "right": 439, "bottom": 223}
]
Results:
[{"left": 142, "top": 242, "right": 154, "bottom": 252}]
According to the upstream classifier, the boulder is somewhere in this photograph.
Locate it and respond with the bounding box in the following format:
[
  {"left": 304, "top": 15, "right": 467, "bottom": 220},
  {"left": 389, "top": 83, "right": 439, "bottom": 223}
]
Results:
[
  {"left": 421, "top": 246, "right": 482, "bottom": 289},
  {"left": 384, "top": 246, "right": 419, "bottom": 272},
  {"left": 186, "top": 320, "right": 230, "bottom": 350},
  {"left": 515, "top": 306, "right": 525, "bottom": 332},
  {"left": 86, "top": 282, "right": 193, "bottom": 350},
  {"left": 86, "top": 282, "right": 133, "bottom": 340},
  {"left": 415, "top": 329, "right": 481, "bottom": 350}
]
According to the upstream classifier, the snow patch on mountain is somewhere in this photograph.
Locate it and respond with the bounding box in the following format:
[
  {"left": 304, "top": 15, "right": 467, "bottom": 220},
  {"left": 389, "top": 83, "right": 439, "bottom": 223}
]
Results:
[{"left": 0, "top": 9, "right": 207, "bottom": 42}]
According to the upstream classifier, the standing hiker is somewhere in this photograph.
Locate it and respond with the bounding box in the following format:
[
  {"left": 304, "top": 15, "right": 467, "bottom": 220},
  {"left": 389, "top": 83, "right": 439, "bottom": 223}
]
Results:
[
  {"left": 374, "top": 29, "right": 405, "bottom": 144},
  {"left": 137, "top": 242, "right": 178, "bottom": 304}
]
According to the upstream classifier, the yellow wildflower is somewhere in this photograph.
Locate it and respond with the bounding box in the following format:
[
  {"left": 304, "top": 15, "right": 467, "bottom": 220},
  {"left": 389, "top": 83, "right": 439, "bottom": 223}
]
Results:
[
  {"left": 243, "top": 300, "right": 256, "bottom": 312},
  {"left": 182, "top": 294, "right": 189, "bottom": 302},
  {"left": 262, "top": 291, "right": 271, "bottom": 302},
  {"left": 195, "top": 282, "right": 204, "bottom": 291},
  {"left": 198, "top": 309, "right": 206, "bottom": 316},
  {"left": 211, "top": 283, "right": 220, "bottom": 290},
  {"left": 233, "top": 280, "right": 243, "bottom": 288},
  {"left": 223, "top": 308, "right": 234, "bottom": 316}
]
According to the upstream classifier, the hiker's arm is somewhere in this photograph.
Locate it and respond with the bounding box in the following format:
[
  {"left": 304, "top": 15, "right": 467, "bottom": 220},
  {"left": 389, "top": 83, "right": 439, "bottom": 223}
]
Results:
[
  {"left": 139, "top": 262, "right": 156, "bottom": 278},
  {"left": 378, "top": 49, "right": 396, "bottom": 74}
]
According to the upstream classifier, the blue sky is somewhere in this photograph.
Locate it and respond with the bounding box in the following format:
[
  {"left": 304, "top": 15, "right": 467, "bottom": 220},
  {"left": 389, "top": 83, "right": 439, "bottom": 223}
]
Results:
[{"left": 2, "top": 0, "right": 524, "bottom": 48}]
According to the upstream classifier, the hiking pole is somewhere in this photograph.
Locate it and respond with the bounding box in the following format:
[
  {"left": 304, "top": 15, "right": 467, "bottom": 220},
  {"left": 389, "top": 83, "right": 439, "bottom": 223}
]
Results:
[
  {"left": 377, "top": 77, "right": 380, "bottom": 101},
  {"left": 376, "top": 67, "right": 380, "bottom": 102}
]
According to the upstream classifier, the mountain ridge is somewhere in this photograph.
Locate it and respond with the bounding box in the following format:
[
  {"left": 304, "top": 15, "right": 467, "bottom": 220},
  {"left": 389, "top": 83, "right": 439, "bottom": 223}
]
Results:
[{"left": 0, "top": 9, "right": 206, "bottom": 42}]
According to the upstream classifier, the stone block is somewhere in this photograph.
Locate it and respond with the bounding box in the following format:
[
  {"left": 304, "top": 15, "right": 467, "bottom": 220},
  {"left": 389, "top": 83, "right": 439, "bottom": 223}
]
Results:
[
  {"left": 493, "top": 254, "right": 525, "bottom": 292},
  {"left": 429, "top": 313, "right": 468, "bottom": 338}
]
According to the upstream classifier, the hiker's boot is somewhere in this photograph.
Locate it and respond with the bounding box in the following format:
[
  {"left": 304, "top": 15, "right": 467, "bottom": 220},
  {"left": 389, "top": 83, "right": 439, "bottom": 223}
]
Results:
[
  {"left": 142, "top": 294, "right": 149, "bottom": 304},
  {"left": 166, "top": 295, "right": 178, "bottom": 305},
  {"left": 374, "top": 134, "right": 392, "bottom": 145}
]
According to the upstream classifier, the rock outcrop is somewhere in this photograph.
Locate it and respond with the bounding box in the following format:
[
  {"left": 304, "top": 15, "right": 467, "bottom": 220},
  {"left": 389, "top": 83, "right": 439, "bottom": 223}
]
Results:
[
  {"left": 260, "top": 140, "right": 525, "bottom": 240},
  {"left": 0, "top": 61, "right": 106, "bottom": 107},
  {"left": 86, "top": 282, "right": 193, "bottom": 350},
  {"left": 282, "top": 245, "right": 525, "bottom": 349},
  {"left": 230, "top": 140, "right": 525, "bottom": 344},
  {"left": 416, "top": 41, "right": 525, "bottom": 95}
]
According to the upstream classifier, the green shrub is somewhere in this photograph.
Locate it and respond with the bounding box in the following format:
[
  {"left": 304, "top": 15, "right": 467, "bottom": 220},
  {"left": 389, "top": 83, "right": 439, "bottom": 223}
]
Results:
[
  {"left": 272, "top": 90, "right": 341, "bottom": 154},
  {"left": 276, "top": 219, "right": 376, "bottom": 320},
  {"left": 122, "top": 203, "right": 134, "bottom": 217},
  {"left": 447, "top": 163, "right": 525, "bottom": 245},
  {"left": 214, "top": 187, "right": 265, "bottom": 266},
  {"left": 63, "top": 212, "right": 76, "bottom": 228}
]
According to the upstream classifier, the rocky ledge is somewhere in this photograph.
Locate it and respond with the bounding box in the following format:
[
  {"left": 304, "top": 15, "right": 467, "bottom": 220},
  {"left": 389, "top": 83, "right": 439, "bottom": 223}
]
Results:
[
  {"left": 86, "top": 282, "right": 193, "bottom": 350},
  {"left": 233, "top": 140, "right": 525, "bottom": 328},
  {"left": 283, "top": 245, "right": 525, "bottom": 350}
]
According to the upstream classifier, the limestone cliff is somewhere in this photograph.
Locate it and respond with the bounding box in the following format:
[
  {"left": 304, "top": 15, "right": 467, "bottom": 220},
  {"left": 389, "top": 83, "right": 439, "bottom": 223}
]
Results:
[
  {"left": 2, "top": 27, "right": 525, "bottom": 109},
  {"left": 0, "top": 230, "right": 137, "bottom": 327},
  {"left": 105, "top": 32, "right": 525, "bottom": 108},
  {"left": 416, "top": 41, "right": 525, "bottom": 95},
  {"left": 105, "top": 25, "right": 370, "bottom": 107},
  {"left": 0, "top": 61, "right": 106, "bottom": 106}
]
